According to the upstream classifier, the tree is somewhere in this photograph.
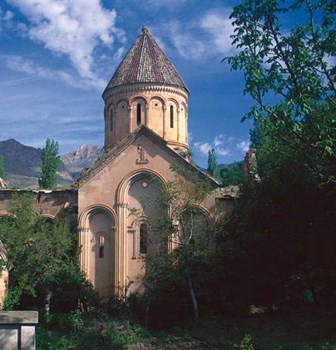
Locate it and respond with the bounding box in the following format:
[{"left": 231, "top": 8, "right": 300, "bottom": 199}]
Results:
[
  {"left": 0, "top": 155, "right": 4, "bottom": 179},
  {"left": 0, "top": 194, "right": 98, "bottom": 311},
  {"left": 227, "top": 0, "right": 336, "bottom": 185},
  {"left": 220, "top": 0, "right": 336, "bottom": 306},
  {"left": 220, "top": 163, "right": 244, "bottom": 186},
  {"left": 139, "top": 164, "right": 213, "bottom": 322},
  {"left": 39, "top": 138, "right": 60, "bottom": 189},
  {"left": 207, "top": 149, "right": 220, "bottom": 179}
]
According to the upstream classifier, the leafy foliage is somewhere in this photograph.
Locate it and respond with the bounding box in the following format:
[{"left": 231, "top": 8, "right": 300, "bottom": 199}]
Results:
[
  {"left": 220, "top": 163, "right": 244, "bottom": 186},
  {"left": 0, "top": 194, "right": 98, "bottom": 311},
  {"left": 227, "top": 0, "right": 336, "bottom": 185},
  {"left": 207, "top": 148, "right": 220, "bottom": 179},
  {"left": 39, "top": 138, "right": 60, "bottom": 189},
  {"left": 221, "top": 0, "right": 336, "bottom": 307},
  {"left": 136, "top": 164, "right": 214, "bottom": 324}
]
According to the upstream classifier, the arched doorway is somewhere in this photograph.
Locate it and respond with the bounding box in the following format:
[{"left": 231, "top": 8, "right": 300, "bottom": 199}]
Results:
[
  {"left": 118, "top": 170, "right": 166, "bottom": 294},
  {"left": 87, "top": 208, "right": 116, "bottom": 296}
]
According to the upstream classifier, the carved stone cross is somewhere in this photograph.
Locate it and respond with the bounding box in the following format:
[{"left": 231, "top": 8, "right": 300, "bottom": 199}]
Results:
[{"left": 136, "top": 144, "right": 149, "bottom": 164}]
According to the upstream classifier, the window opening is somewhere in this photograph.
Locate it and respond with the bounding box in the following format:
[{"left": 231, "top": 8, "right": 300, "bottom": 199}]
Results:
[
  {"left": 140, "top": 223, "right": 148, "bottom": 254},
  {"left": 137, "top": 103, "right": 141, "bottom": 126},
  {"left": 99, "top": 236, "right": 105, "bottom": 258},
  {"left": 170, "top": 105, "right": 174, "bottom": 128}
]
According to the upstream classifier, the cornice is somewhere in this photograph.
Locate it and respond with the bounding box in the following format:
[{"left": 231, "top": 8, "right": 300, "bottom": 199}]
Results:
[{"left": 103, "top": 83, "right": 189, "bottom": 101}]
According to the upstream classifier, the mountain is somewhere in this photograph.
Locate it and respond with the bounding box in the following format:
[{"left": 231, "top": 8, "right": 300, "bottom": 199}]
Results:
[
  {"left": 0, "top": 140, "right": 102, "bottom": 188},
  {"left": 61, "top": 144, "right": 103, "bottom": 178}
]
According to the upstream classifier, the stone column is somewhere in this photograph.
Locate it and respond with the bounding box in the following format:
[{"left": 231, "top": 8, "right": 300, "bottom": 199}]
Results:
[
  {"left": 162, "top": 104, "right": 167, "bottom": 139},
  {"left": 79, "top": 227, "right": 89, "bottom": 276},
  {"left": 116, "top": 202, "right": 128, "bottom": 296},
  {"left": 177, "top": 106, "right": 180, "bottom": 141},
  {"left": 128, "top": 104, "right": 132, "bottom": 133}
]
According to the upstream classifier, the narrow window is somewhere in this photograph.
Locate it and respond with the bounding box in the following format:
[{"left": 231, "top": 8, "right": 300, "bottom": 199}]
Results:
[
  {"left": 170, "top": 105, "right": 174, "bottom": 128},
  {"left": 99, "top": 236, "right": 105, "bottom": 258},
  {"left": 110, "top": 110, "right": 113, "bottom": 132},
  {"left": 140, "top": 223, "right": 148, "bottom": 254},
  {"left": 137, "top": 103, "right": 141, "bottom": 126}
]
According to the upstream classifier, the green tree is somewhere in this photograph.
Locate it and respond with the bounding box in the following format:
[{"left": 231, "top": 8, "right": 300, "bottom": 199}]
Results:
[
  {"left": 39, "top": 138, "right": 60, "bottom": 189},
  {"left": 139, "top": 164, "right": 213, "bottom": 322},
  {"left": 227, "top": 0, "right": 336, "bottom": 185},
  {"left": 221, "top": 0, "right": 336, "bottom": 306},
  {"left": 207, "top": 149, "right": 220, "bottom": 179},
  {"left": 220, "top": 163, "right": 244, "bottom": 186},
  {"left": 0, "top": 194, "right": 97, "bottom": 311},
  {"left": 0, "top": 155, "right": 4, "bottom": 179}
]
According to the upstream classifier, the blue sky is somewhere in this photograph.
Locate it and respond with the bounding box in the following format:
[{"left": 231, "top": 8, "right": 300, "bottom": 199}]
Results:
[{"left": 0, "top": 0, "right": 254, "bottom": 167}]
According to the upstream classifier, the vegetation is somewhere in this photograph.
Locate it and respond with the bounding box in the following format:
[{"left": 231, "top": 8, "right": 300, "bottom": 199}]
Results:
[
  {"left": 207, "top": 148, "right": 220, "bottom": 179},
  {"left": 0, "top": 194, "right": 98, "bottom": 311},
  {"left": 220, "top": 162, "right": 244, "bottom": 186},
  {"left": 207, "top": 148, "right": 244, "bottom": 186},
  {"left": 127, "top": 163, "right": 213, "bottom": 324},
  {"left": 39, "top": 138, "right": 60, "bottom": 189},
  {"left": 1, "top": 0, "right": 335, "bottom": 348},
  {"left": 220, "top": 0, "right": 336, "bottom": 307},
  {"left": 227, "top": 0, "right": 335, "bottom": 185}
]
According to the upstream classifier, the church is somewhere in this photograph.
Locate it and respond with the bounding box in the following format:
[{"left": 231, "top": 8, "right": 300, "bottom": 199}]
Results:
[{"left": 0, "top": 27, "right": 238, "bottom": 298}]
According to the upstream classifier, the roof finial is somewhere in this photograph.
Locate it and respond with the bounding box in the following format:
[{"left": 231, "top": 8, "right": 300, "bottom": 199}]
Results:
[{"left": 142, "top": 25, "right": 148, "bottom": 34}]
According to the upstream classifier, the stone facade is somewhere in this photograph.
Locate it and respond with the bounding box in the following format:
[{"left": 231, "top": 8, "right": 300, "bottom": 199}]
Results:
[
  {"left": 0, "top": 189, "right": 78, "bottom": 227},
  {"left": 77, "top": 127, "right": 220, "bottom": 295},
  {"left": 0, "top": 27, "right": 239, "bottom": 299}
]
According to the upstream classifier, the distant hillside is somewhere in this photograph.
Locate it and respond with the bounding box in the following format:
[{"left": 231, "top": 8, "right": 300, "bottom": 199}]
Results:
[
  {"left": 0, "top": 140, "right": 102, "bottom": 188},
  {"left": 218, "top": 160, "right": 244, "bottom": 169}
]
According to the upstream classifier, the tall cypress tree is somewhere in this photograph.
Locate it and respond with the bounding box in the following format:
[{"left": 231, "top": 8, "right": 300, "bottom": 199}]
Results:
[
  {"left": 39, "top": 139, "right": 60, "bottom": 189},
  {"left": 207, "top": 148, "right": 219, "bottom": 179}
]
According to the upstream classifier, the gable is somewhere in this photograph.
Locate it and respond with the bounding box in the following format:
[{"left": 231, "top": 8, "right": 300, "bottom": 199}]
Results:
[{"left": 78, "top": 126, "right": 219, "bottom": 190}]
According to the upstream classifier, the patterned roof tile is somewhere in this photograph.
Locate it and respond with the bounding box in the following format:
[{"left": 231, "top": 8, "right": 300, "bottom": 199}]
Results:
[{"left": 104, "top": 27, "right": 189, "bottom": 93}]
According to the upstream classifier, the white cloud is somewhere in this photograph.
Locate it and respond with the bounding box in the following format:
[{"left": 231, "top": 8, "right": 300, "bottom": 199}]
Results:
[
  {"left": 145, "top": 0, "right": 188, "bottom": 9},
  {"left": 168, "top": 20, "right": 206, "bottom": 60},
  {"left": 7, "top": 0, "right": 125, "bottom": 82},
  {"left": 160, "top": 8, "right": 235, "bottom": 61},
  {"left": 0, "top": 6, "right": 14, "bottom": 32},
  {"left": 0, "top": 7, "right": 14, "bottom": 21},
  {"left": 194, "top": 142, "right": 211, "bottom": 155},
  {"left": 216, "top": 146, "right": 231, "bottom": 156},
  {"left": 237, "top": 140, "right": 250, "bottom": 153},
  {"left": 193, "top": 134, "right": 250, "bottom": 158},
  {"left": 1, "top": 54, "right": 105, "bottom": 90},
  {"left": 213, "top": 135, "right": 223, "bottom": 147},
  {"left": 0, "top": 75, "right": 41, "bottom": 88},
  {"left": 200, "top": 10, "right": 235, "bottom": 56}
]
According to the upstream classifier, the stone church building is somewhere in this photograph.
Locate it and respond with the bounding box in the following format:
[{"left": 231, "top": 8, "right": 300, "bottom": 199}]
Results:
[{"left": 0, "top": 27, "right": 238, "bottom": 298}]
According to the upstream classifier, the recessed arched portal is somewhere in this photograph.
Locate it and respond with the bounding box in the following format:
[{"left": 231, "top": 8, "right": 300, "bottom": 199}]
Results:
[
  {"left": 117, "top": 169, "right": 167, "bottom": 294},
  {"left": 80, "top": 206, "right": 116, "bottom": 297}
]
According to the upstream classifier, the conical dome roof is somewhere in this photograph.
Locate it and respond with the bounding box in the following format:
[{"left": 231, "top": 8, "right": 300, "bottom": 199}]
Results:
[{"left": 104, "top": 26, "right": 189, "bottom": 94}]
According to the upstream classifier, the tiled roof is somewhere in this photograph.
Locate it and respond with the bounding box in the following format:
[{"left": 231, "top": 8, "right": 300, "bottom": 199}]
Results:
[{"left": 104, "top": 27, "right": 189, "bottom": 93}]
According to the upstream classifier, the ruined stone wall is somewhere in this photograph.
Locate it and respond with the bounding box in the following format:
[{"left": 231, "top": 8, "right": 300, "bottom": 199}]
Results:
[{"left": 0, "top": 189, "right": 78, "bottom": 229}]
